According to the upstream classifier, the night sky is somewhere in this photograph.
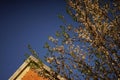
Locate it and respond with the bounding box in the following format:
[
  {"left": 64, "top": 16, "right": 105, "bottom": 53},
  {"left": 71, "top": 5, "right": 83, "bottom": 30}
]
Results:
[{"left": 0, "top": 0, "right": 73, "bottom": 79}]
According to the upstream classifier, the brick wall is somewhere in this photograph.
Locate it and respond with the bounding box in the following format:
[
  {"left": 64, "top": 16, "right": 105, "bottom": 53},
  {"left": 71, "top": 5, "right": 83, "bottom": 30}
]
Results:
[{"left": 22, "top": 69, "right": 48, "bottom": 80}]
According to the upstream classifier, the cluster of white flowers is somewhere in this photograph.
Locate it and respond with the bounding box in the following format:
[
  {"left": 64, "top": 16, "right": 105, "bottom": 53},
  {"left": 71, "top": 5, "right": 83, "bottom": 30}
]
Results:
[
  {"left": 67, "top": 25, "right": 72, "bottom": 30},
  {"left": 81, "top": 55, "right": 85, "bottom": 59},
  {"left": 69, "top": 44, "right": 74, "bottom": 50},
  {"left": 48, "top": 36, "right": 58, "bottom": 43},
  {"left": 68, "top": 44, "right": 86, "bottom": 60},
  {"left": 52, "top": 45, "right": 64, "bottom": 54},
  {"left": 56, "top": 60, "right": 61, "bottom": 65},
  {"left": 65, "top": 38, "right": 73, "bottom": 45},
  {"left": 75, "top": 28, "right": 91, "bottom": 42},
  {"left": 46, "top": 57, "right": 54, "bottom": 63},
  {"left": 73, "top": 45, "right": 80, "bottom": 53}
]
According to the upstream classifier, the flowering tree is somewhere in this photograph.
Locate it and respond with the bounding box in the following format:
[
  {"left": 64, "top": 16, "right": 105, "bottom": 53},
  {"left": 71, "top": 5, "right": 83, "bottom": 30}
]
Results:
[{"left": 44, "top": 0, "right": 120, "bottom": 80}]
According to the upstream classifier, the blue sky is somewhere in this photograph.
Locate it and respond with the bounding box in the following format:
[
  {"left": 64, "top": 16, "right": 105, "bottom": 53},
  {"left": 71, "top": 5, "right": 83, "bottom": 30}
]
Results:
[{"left": 0, "top": 0, "right": 73, "bottom": 79}]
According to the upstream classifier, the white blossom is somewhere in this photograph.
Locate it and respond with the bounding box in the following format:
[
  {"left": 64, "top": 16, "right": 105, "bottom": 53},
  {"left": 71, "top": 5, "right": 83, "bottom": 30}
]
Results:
[
  {"left": 46, "top": 57, "right": 54, "bottom": 63},
  {"left": 56, "top": 45, "right": 64, "bottom": 53}
]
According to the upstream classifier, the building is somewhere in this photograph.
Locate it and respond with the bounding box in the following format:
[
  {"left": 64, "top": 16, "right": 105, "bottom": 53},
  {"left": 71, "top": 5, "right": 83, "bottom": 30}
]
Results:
[{"left": 9, "top": 55, "right": 66, "bottom": 80}]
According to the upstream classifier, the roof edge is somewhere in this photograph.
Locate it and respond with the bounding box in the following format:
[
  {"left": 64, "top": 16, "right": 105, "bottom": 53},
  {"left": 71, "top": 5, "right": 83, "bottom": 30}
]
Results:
[{"left": 9, "top": 55, "right": 66, "bottom": 80}]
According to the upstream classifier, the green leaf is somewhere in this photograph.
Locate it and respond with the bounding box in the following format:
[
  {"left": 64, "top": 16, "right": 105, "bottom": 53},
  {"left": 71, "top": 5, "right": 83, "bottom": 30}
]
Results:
[
  {"left": 24, "top": 53, "right": 30, "bottom": 59},
  {"left": 44, "top": 42, "right": 49, "bottom": 48},
  {"left": 55, "top": 31, "right": 60, "bottom": 37},
  {"left": 58, "top": 14, "right": 64, "bottom": 19},
  {"left": 28, "top": 44, "right": 39, "bottom": 59},
  {"left": 60, "top": 25, "right": 65, "bottom": 31},
  {"left": 96, "top": 53, "right": 101, "bottom": 58},
  {"left": 72, "top": 16, "right": 77, "bottom": 22},
  {"left": 64, "top": 32, "right": 69, "bottom": 38},
  {"left": 70, "top": 51, "right": 75, "bottom": 58}
]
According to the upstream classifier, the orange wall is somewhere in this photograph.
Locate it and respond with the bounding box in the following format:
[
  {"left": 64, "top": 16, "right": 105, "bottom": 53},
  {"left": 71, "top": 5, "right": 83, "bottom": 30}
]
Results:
[{"left": 22, "top": 69, "right": 48, "bottom": 80}]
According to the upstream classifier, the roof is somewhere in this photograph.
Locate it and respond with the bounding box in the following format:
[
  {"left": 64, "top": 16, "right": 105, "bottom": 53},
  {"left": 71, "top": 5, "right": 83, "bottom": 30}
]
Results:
[{"left": 9, "top": 55, "right": 66, "bottom": 80}]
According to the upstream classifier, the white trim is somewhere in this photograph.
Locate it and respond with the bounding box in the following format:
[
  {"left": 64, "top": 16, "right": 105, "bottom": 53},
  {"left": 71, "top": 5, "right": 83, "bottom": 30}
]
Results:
[
  {"left": 9, "top": 57, "right": 31, "bottom": 80},
  {"left": 16, "top": 66, "right": 30, "bottom": 80},
  {"left": 9, "top": 55, "right": 66, "bottom": 80}
]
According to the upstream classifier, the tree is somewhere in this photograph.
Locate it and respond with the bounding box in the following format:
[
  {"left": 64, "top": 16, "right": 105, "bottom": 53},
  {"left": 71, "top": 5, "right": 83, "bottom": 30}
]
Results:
[{"left": 44, "top": 0, "right": 120, "bottom": 80}]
